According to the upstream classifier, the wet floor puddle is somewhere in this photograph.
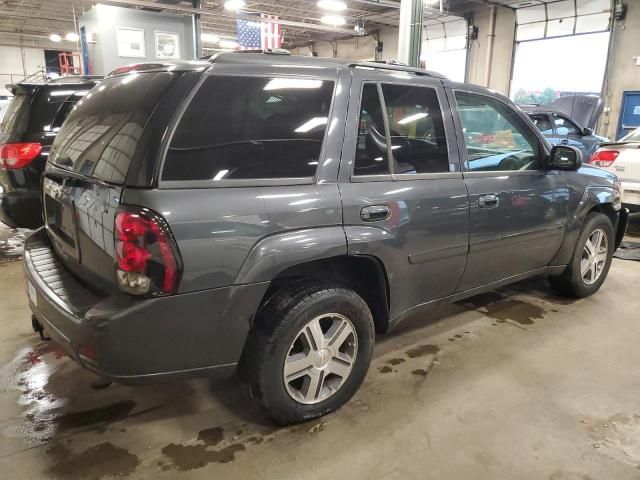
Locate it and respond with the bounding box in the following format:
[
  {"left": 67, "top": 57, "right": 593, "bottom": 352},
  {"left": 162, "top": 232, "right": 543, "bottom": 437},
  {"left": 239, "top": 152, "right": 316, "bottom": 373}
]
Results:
[{"left": 0, "top": 227, "right": 29, "bottom": 263}]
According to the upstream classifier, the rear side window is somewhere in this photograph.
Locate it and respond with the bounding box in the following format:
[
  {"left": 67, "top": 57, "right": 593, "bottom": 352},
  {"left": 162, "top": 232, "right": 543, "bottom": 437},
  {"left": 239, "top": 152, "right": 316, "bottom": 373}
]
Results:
[
  {"left": 383, "top": 84, "right": 449, "bottom": 174},
  {"left": 354, "top": 84, "right": 389, "bottom": 176},
  {"left": 353, "top": 83, "right": 449, "bottom": 176},
  {"left": 162, "top": 76, "right": 335, "bottom": 182},
  {"left": 51, "top": 72, "right": 176, "bottom": 184}
]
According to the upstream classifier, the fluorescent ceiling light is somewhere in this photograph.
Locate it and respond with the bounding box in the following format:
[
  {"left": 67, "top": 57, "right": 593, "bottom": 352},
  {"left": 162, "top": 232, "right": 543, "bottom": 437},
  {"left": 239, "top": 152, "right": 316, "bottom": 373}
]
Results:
[
  {"left": 320, "top": 15, "right": 346, "bottom": 26},
  {"left": 264, "top": 78, "right": 323, "bottom": 91},
  {"left": 224, "top": 0, "right": 246, "bottom": 10},
  {"left": 49, "top": 33, "right": 62, "bottom": 42},
  {"left": 201, "top": 33, "right": 220, "bottom": 43},
  {"left": 65, "top": 32, "right": 79, "bottom": 41},
  {"left": 397, "top": 112, "right": 428, "bottom": 125},
  {"left": 317, "top": 0, "right": 347, "bottom": 11},
  {"left": 294, "top": 117, "right": 328, "bottom": 133},
  {"left": 219, "top": 39, "right": 239, "bottom": 49}
]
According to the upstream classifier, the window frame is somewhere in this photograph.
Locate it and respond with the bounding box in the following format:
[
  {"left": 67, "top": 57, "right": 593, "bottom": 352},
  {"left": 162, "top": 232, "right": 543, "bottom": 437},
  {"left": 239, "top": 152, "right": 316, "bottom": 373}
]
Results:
[
  {"left": 157, "top": 72, "right": 338, "bottom": 189},
  {"left": 451, "top": 88, "right": 547, "bottom": 177},
  {"left": 350, "top": 80, "right": 459, "bottom": 183}
]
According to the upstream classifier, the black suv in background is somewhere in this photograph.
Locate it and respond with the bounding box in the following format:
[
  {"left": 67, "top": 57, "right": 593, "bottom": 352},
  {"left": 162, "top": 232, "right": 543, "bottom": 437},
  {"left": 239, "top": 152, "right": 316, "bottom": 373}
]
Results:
[{"left": 0, "top": 76, "right": 100, "bottom": 228}]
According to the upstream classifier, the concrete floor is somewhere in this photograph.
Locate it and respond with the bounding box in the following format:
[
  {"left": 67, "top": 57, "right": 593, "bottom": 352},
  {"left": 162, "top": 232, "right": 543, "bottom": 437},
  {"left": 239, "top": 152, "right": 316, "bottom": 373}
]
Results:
[{"left": 1, "top": 220, "right": 639, "bottom": 480}]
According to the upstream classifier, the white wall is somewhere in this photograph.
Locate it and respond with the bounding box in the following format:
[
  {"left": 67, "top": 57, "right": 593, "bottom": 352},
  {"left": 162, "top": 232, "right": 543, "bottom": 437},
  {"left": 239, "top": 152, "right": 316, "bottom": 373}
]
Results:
[{"left": 0, "top": 46, "right": 46, "bottom": 95}]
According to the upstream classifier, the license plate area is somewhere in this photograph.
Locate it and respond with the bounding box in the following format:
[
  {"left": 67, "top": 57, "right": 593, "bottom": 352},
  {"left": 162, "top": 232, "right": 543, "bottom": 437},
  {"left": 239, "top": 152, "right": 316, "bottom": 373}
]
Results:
[{"left": 43, "top": 177, "right": 79, "bottom": 261}]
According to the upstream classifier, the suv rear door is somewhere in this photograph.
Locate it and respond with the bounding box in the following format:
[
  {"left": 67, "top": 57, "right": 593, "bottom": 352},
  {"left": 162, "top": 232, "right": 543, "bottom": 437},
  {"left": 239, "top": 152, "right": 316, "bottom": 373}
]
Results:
[
  {"left": 450, "top": 87, "right": 569, "bottom": 290},
  {"left": 339, "top": 69, "right": 469, "bottom": 321}
]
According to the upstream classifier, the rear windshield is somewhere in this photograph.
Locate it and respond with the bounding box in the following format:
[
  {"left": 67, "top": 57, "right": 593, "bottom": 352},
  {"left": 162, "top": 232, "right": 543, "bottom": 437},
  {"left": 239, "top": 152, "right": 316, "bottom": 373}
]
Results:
[
  {"left": 50, "top": 72, "right": 176, "bottom": 185},
  {"left": 162, "top": 75, "right": 335, "bottom": 182},
  {"left": 0, "top": 86, "right": 91, "bottom": 135}
]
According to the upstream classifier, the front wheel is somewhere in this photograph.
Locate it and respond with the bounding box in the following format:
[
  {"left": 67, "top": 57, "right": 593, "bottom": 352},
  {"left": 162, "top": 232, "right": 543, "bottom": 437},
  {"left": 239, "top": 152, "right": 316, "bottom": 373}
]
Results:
[
  {"left": 239, "top": 281, "right": 374, "bottom": 425},
  {"left": 549, "top": 212, "right": 615, "bottom": 298}
]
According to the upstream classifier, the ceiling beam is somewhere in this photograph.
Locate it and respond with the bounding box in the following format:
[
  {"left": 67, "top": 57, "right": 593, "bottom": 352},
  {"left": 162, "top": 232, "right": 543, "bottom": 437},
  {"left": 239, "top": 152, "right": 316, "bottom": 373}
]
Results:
[{"left": 102, "top": 0, "right": 354, "bottom": 34}]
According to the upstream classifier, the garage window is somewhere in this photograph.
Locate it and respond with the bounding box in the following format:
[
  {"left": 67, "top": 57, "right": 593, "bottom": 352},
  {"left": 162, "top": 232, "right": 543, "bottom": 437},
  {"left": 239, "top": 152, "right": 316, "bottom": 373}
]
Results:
[{"left": 162, "top": 75, "right": 335, "bottom": 182}]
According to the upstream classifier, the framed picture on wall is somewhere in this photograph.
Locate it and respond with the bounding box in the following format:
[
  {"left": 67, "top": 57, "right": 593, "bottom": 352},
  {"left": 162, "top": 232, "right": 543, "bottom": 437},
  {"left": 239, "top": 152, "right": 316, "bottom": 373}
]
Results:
[
  {"left": 155, "top": 32, "right": 180, "bottom": 59},
  {"left": 116, "top": 27, "right": 146, "bottom": 58}
]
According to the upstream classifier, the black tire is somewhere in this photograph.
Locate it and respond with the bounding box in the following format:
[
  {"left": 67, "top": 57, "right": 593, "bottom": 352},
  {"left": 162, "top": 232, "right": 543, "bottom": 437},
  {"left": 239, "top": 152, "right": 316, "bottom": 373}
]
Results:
[
  {"left": 549, "top": 212, "right": 615, "bottom": 298},
  {"left": 239, "top": 281, "right": 374, "bottom": 425}
]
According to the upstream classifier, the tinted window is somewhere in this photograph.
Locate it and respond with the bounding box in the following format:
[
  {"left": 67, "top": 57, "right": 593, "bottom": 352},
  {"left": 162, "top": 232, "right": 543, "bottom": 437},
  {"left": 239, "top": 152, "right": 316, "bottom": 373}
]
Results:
[
  {"left": 455, "top": 92, "right": 541, "bottom": 171},
  {"left": 383, "top": 84, "right": 448, "bottom": 174},
  {"left": 354, "top": 84, "right": 389, "bottom": 176},
  {"left": 29, "top": 86, "right": 91, "bottom": 133},
  {"left": 529, "top": 113, "right": 553, "bottom": 134},
  {"left": 0, "top": 92, "right": 28, "bottom": 134},
  {"left": 162, "top": 76, "right": 335, "bottom": 182},
  {"left": 553, "top": 114, "right": 580, "bottom": 136},
  {"left": 51, "top": 72, "right": 176, "bottom": 184}
]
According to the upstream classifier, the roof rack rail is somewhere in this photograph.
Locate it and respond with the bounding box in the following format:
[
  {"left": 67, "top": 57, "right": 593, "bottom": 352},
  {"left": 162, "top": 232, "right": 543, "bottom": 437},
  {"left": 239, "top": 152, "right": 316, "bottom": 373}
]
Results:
[
  {"left": 232, "top": 48, "right": 292, "bottom": 55},
  {"left": 49, "top": 75, "right": 103, "bottom": 83},
  {"left": 350, "top": 60, "right": 446, "bottom": 79}
]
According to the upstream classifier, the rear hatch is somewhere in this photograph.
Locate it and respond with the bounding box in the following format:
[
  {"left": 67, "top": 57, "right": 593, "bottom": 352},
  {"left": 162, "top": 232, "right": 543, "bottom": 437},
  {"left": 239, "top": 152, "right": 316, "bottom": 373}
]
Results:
[{"left": 43, "top": 69, "right": 196, "bottom": 293}]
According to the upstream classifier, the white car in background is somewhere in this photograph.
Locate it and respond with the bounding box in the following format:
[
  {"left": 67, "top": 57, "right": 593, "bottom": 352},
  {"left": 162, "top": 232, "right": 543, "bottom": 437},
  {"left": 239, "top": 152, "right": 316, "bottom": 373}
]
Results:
[{"left": 590, "top": 127, "right": 640, "bottom": 212}]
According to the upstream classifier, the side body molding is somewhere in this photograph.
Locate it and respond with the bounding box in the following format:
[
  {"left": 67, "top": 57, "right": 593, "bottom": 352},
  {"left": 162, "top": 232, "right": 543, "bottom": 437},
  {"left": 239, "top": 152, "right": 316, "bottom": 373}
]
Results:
[{"left": 234, "top": 226, "right": 348, "bottom": 284}]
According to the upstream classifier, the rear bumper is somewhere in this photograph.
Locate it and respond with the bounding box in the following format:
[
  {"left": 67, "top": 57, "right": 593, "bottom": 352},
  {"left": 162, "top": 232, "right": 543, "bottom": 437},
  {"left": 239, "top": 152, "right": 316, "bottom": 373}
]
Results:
[
  {"left": 621, "top": 181, "right": 640, "bottom": 212},
  {"left": 0, "top": 186, "right": 43, "bottom": 228},
  {"left": 23, "top": 229, "right": 269, "bottom": 384}
]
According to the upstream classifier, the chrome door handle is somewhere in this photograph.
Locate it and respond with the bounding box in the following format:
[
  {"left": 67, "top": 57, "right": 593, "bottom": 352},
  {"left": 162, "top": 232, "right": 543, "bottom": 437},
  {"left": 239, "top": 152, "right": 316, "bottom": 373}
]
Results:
[
  {"left": 478, "top": 194, "right": 499, "bottom": 208},
  {"left": 360, "top": 205, "right": 391, "bottom": 222}
]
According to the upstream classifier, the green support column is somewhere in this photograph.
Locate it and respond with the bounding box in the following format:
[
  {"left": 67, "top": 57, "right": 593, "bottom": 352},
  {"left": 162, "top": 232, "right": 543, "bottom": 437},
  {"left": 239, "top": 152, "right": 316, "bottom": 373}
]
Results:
[
  {"left": 398, "top": 0, "right": 424, "bottom": 67},
  {"left": 192, "top": 0, "right": 203, "bottom": 58}
]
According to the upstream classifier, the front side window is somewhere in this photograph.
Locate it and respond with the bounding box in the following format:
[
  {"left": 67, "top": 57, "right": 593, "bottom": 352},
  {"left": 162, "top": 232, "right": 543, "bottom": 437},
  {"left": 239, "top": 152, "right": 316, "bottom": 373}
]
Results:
[
  {"left": 529, "top": 113, "right": 553, "bottom": 134},
  {"left": 162, "top": 76, "right": 335, "bottom": 182},
  {"left": 552, "top": 114, "right": 580, "bottom": 136},
  {"left": 455, "top": 91, "right": 541, "bottom": 172}
]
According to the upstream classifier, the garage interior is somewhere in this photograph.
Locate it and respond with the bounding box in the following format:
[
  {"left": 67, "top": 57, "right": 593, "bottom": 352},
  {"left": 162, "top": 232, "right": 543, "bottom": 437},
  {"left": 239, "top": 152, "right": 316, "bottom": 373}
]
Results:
[{"left": 1, "top": 0, "right": 640, "bottom": 478}]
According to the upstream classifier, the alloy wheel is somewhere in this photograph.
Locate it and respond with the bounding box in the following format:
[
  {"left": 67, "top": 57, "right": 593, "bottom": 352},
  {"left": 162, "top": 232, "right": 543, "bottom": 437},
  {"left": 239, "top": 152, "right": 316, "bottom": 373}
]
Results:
[
  {"left": 580, "top": 228, "right": 608, "bottom": 285},
  {"left": 283, "top": 313, "right": 358, "bottom": 405}
]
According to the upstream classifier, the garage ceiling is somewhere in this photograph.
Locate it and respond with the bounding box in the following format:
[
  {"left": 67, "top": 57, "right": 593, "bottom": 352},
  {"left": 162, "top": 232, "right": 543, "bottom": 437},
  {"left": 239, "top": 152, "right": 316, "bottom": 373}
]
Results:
[{"left": 0, "top": 0, "right": 613, "bottom": 49}]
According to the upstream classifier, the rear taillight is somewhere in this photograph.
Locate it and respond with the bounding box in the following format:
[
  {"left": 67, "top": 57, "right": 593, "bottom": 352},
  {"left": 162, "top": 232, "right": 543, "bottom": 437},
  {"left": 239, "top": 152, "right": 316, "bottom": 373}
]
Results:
[
  {"left": 114, "top": 206, "right": 182, "bottom": 296},
  {"left": 589, "top": 149, "right": 619, "bottom": 167},
  {"left": 0, "top": 143, "right": 42, "bottom": 169}
]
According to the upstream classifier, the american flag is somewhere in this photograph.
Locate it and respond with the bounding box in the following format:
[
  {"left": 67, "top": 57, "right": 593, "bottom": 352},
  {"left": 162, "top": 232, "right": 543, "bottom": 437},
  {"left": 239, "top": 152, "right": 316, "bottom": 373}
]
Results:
[{"left": 236, "top": 14, "right": 281, "bottom": 50}]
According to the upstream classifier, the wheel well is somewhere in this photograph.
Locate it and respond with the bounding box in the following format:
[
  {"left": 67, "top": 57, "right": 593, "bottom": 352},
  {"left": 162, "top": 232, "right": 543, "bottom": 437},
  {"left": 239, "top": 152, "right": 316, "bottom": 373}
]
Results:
[
  {"left": 588, "top": 203, "right": 617, "bottom": 226},
  {"left": 256, "top": 255, "right": 390, "bottom": 333}
]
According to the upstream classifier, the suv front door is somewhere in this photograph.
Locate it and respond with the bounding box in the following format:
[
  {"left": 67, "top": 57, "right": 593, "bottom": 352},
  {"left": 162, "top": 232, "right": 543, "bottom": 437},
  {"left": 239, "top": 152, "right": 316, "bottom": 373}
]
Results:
[
  {"left": 451, "top": 89, "right": 569, "bottom": 291},
  {"left": 339, "top": 71, "right": 469, "bottom": 321}
]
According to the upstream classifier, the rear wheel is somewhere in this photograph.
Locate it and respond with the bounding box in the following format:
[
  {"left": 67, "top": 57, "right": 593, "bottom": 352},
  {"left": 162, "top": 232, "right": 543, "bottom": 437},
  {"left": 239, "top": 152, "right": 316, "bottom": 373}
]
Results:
[
  {"left": 549, "top": 212, "right": 614, "bottom": 297},
  {"left": 239, "top": 281, "right": 374, "bottom": 425}
]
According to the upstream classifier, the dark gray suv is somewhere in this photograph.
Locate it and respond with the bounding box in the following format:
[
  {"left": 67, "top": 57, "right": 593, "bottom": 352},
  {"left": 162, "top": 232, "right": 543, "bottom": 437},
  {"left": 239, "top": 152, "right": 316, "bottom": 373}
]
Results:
[{"left": 23, "top": 52, "right": 628, "bottom": 424}]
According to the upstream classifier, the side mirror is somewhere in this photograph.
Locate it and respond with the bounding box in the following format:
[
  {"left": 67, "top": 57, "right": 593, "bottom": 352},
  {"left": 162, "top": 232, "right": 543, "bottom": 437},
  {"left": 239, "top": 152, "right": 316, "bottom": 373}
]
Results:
[
  {"left": 582, "top": 127, "right": 593, "bottom": 136},
  {"left": 547, "top": 145, "right": 583, "bottom": 171}
]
